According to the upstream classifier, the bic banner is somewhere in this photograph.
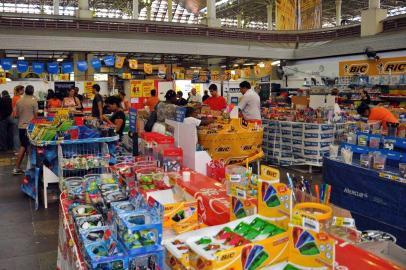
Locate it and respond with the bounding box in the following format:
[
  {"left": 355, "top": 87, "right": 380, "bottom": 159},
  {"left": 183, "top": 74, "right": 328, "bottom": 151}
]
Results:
[
  {"left": 339, "top": 57, "right": 406, "bottom": 76},
  {"left": 142, "top": 80, "right": 154, "bottom": 97},
  {"left": 130, "top": 80, "right": 143, "bottom": 98},
  {"left": 144, "top": 63, "right": 153, "bottom": 74},
  {"left": 129, "top": 59, "right": 138, "bottom": 69},
  {"left": 276, "top": 0, "right": 297, "bottom": 30},
  {"left": 115, "top": 56, "right": 126, "bottom": 69},
  {"left": 299, "top": 0, "right": 322, "bottom": 30}
]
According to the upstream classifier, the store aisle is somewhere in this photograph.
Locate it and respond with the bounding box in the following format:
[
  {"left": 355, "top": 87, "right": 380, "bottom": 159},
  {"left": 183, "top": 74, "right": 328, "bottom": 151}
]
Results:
[{"left": 0, "top": 153, "right": 58, "bottom": 270}]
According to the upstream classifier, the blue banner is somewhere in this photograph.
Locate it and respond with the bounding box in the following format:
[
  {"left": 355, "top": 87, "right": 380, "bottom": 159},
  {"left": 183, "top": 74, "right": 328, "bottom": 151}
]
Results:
[
  {"left": 61, "top": 62, "right": 74, "bottom": 74},
  {"left": 129, "top": 108, "right": 137, "bottom": 133},
  {"left": 1, "top": 58, "right": 13, "bottom": 71},
  {"left": 91, "top": 58, "right": 101, "bottom": 70},
  {"left": 103, "top": 55, "right": 115, "bottom": 67},
  {"left": 47, "top": 62, "right": 59, "bottom": 74},
  {"left": 32, "top": 62, "right": 45, "bottom": 74},
  {"left": 77, "top": 61, "right": 88, "bottom": 72},
  {"left": 16, "top": 60, "right": 29, "bottom": 73}
]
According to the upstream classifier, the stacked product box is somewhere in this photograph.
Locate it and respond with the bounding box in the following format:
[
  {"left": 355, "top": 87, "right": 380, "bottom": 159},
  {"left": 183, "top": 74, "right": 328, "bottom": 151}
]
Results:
[{"left": 262, "top": 120, "right": 345, "bottom": 167}]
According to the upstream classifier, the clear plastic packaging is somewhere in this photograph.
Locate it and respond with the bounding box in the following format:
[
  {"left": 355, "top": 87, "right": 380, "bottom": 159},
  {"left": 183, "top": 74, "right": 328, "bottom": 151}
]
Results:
[
  {"left": 360, "top": 154, "right": 372, "bottom": 168},
  {"left": 373, "top": 153, "right": 387, "bottom": 170},
  {"left": 399, "top": 163, "right": 406, "bottom": 177}
]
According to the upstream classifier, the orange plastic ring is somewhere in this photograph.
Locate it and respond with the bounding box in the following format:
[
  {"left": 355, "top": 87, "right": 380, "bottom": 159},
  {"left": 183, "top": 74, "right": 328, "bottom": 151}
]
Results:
[{"left": 294, "top": 202, "right": 333, "bottom": 221}]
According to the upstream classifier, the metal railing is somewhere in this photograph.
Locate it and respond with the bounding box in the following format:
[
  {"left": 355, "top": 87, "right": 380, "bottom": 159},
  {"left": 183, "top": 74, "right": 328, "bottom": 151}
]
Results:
[{"left": 0, "top": 12, "right": 405, "bottom": 43}]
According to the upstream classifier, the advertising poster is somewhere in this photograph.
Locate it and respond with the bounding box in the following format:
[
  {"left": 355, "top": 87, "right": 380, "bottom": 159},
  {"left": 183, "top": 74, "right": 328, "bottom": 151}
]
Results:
[
  {"left": 142, "top": 79, "right": 154, "bottom": 97},
  {"left": 115, "top": 56, "right": 126, "bottom": 69},
  {"left": 299, "top": 0, "right": 322, "bottom": 30},
  {"left": 84, "top": 81, "right": 95, "bottom": 99},
  {"left": 276, "top": 0, "right": 297, "bottom": 30},
  {"left": 58, "top": 74, "right": 70, "bottom": 81},
  {"left": 211, "top": 70, "right": 220, "bottom": 81},
  {"left": 130, "top": 80, "right": 143, "bottom": 98},
  {"left": 122, "top": 73, "right": 132, "bottom": 80},
  {"left": 339, "top": 56, "right": 406, "bottom": 76},
  {"left": 243, "top": 67, "right": 251, "bottom": 78}
]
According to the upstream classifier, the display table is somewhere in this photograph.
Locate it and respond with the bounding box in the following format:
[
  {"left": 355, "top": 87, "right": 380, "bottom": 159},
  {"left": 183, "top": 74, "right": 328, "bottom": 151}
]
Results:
[
  {"left": 323, "top": 157, "right": 406, "bottom": 248},
  {"left": 175, "top": 169, "right": 230, "bottom": 226}
]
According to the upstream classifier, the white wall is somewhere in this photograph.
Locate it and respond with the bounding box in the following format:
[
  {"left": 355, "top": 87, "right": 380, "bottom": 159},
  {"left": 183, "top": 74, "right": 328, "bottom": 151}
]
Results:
[{"left": 286, "top": 50, "right": 406, "bottom": 88}]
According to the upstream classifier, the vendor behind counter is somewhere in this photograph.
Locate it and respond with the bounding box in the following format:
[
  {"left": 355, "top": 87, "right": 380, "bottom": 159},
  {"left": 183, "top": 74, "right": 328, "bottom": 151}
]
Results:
[{"left": 357, "top": 102, "right": 399, "bottom": 129}]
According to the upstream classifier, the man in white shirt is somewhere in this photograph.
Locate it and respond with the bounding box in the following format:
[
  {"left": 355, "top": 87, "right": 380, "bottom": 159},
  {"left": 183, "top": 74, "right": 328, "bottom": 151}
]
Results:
[
  {"left": 238, "top": 81, "right": 261, "bottom": 123},
  {"left": 188, "top": 88, "right": 202, "bottom": 103}
]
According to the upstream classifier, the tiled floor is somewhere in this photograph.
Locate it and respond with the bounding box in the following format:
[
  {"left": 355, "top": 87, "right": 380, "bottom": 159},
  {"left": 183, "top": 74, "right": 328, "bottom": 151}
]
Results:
[{"left": 0, "top": 152, "right": 59, "bottom": 270}]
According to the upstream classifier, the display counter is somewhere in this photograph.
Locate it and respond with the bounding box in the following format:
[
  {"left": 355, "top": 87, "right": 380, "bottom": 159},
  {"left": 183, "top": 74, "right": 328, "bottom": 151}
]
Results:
[{"left": 323, "top": 157, "right": 406, "bottom": 248}]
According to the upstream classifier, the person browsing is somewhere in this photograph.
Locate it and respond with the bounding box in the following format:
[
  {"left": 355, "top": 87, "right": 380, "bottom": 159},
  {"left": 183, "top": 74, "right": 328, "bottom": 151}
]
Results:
[
  {"left": 146, "top": 89, "right": 160, "bottom": 111},
  {"left": 202, "top": 90, "right": 210, "bottom": 102},
  {"left": 176, "top": 91, "right": 188, "bottom": 106},
  {"left": 357, "top": 103, "right": 398, "bottom": 129},
  {"left": 103, "top": 96, "right": 126, "bottom": 140},
  {"left": 203, "top": 84, "right": 227, "bottom": 111},
  {"left": 188, "top": 88, "right": 201, "bottom": 103},
  {"left": 92, "top": 84, "right": 103, "bottom": 120},
  {"left": 184, "top": 107, "right": 214, "bottom": 145},
  {"left": 238, "top": 81, "right": 261, "bottom": 123},
  {"left": 63, "top": 87, "right": 81, "bottom": 110}
]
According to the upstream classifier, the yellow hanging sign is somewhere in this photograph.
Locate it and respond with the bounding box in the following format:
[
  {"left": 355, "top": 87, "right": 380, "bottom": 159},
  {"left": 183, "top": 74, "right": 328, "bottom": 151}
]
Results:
[
  {"left": 144, "top": 63, "right": 153, "bottom": 74},
  {"left": 84, "top": 81, "right": 95, "bottom": 99},
  {"left": 254, "top": 65, "right": 261, "bottom": 77},
  {"left": 243, "top": 67, "right": 251, "bottom": 78},
  {"left": 115, "top": 56, "right": 126, "bottom": 69},
  {"left": 260, "top": 165, "right": 280, "bottom": 181},
  {"left": 58, "top": 74, "right": 70, "bottom": 81},
  {"left": 158, "top": 64, "right": 167, "bottom": 74},
  {"left": 142, "top": 80, "right": 154, "bottom": 97},
  {"left": 122, "top": 73, "right": 132, "bottom": 80},
  {"left": 130, "top": 80, "right": 143, "bottom": 98},
  {"left": 211, "top": 70, "right": 220, "bottom": 81},
  {"left": 0, "top": 77, "right": 6, "bottom": 84},
  {"left": 128, "top": 59, "right": 138, "bottom": 69}
]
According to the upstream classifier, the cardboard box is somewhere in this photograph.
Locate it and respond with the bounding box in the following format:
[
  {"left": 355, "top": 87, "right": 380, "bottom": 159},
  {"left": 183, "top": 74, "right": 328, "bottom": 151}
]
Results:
[{"left": 147, "top": 187, "right": 198, "bottom": 234}]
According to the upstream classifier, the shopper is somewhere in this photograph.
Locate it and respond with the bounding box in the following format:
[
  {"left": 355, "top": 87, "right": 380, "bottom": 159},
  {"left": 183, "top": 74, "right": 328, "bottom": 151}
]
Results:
[
  {"left": 238, "top": 81, "right": 261, "bottom": 123},
  {"left": 188, "top": 88, "right": 201, "bottom": 104},
  {"left": 360, "top": 89, "right": 371, "bottom": 104},
  {"left": 153, "top": 90, "right": 178, "bottom": 134},
  {"left": 203, "top": 84, "right": 227, "bottom": 111},
  {"left": 63, "top": 87, "right": 81, "bottom": 110},
  {"left": 118, "top": 90, "right": 130, "bottom": 112},
  {"left": 184, "top": 106, "right": 213, "bottom": 145},
  {"left": 46, "top": 90, "right": 62, "bottom": 109},
  {"left": 331, "top": 88, "right": 342, "bottom": 117},
  {"left": 91, "top": 84, "right": 103, "bottom": 120},
  {"left": 357, "top": 103, "right": 399, "bottom": 129},
  {"left": 202, "top": 90, "right": 210, "bottom": 102},
  {"left": 0, "top": 91, "right": 13, "bottom": 151},
  {"left": 74, "top": 87, "right": 84, "bottom": 110},
  {"left": 13, "top": 85, "right": 38, "bottom": 175},
  {"left": 176, "top": 91, "right": 188, "bottom": 106},
  {"left": 145, "top": 89, "right": 160, "bottom": 112},
  {"left": 11, "top": 85, "right": 24, "bottom": 152},
  {"left": 103, "top": 96, "right": 126, "bottom": 141}
]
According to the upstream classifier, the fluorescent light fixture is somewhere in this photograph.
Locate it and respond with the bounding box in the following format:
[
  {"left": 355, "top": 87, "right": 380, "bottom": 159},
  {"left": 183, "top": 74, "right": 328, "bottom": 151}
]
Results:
[
  {"left": 271, "top": 60, "right": 281, "bottom": 66},
  {"left": 258, "top": 62, "right": 265, "bottom": 68},
  {"left": 12, "top": 64, "right": 17, "bottom": 68},
  {"left": 243, "top": 63, "right": 255, "bottom": 66},
  {"left": 190, "top": 66, "right": 201, "bottom": 69},
  {"left": 57, "top": 58, "right": 64, "bottom": 62},
  {"left": 18, "top": 56, "right": 25, "bottom": 60},
  {"left": 233, "top": 64, "right": 239, "bottom": 67},
  {"left": 220, "top": 65, "right": 227, "bottom": 68}
]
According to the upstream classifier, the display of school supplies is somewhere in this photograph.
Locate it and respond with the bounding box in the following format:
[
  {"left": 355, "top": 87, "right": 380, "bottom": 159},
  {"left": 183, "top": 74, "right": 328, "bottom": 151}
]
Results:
[{"left": 314, "top": 184, "right": 331, "bottom": 205}]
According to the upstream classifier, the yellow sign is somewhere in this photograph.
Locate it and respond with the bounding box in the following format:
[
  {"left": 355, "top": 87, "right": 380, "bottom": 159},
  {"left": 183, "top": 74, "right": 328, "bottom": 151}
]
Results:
[
  {"left": 158, "top": 64, "right": 167, "bottom": 74},
  {"left": 122, "top": 73, "right": 132, "bottom": 80},
  {"left": 144, "top": 63, "right": 153, "bottom": 74},
  {"left": 299, "top": 0, "right": 322, "bottom": 30},
  {"left": 128, "top": 59, "right": 138, "bottom": 69},
  {"left": 130, "top": 80, "right": 143, "bottom": 98},
  {"left": 115, "top": 56, "right": 126, "bottom": 69},
  {"left": 224, "top": 70, "right": 232, "bottom": 81},
  {"left": 177, "top": 73, "right": 185, "bottom": 80},
  {"left": 84, "top": 81, "right": 95, "bottom": 98},
  {"left": 254, "top": 65, "right": 261, "bottom": 77},
  {"left": 0, "top": 77, "right": 6, "bottom": 84},
  {"left": 58, "top": 74, "right": 70, "bottom": 81},
  {"left": 243, "top": 67, "right": 251, "bottom": 78},
  {"left": 260, "top": 165, "right": 280, "bottom": 181},
  {"left": 211, "top": 70, "right": 220, "bottom": 81},
  {"left": 276, "top": 0, "right": 297, "bottom": 30},
  {"left": 339, "top": 56, "right": 406, "bottom": 76},
  {"left": 142, "top": 80, "right": 154, "bottom": 97}
]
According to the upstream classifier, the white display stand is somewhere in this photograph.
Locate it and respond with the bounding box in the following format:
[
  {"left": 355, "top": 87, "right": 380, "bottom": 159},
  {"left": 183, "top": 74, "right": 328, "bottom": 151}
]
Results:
[
  {"left": 309, "top": 94, "right": 335, "bottom": 109},
  {"left": 165, "top": 119, "right": 211, "bottom": 175},
  {"left": 42, "top": 165, "right": 59, "bottom": 209}
]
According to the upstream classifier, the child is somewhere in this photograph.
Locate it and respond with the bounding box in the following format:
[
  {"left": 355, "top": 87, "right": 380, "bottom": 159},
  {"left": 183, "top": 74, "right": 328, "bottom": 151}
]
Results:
[{"left": 184, "top": 107, "right": 213, "bottom": 146}]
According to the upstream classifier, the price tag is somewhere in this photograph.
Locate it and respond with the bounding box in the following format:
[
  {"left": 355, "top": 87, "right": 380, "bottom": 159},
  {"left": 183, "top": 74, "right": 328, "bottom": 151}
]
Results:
[
  {"left": 332, "top": 216, "right": 355, "bottom": 228},
  {"left": 230, "top": 174, "right": 241, "bottom": 182},
  {"left": 303, "top": 217, "right": 320, "bottom": 233},
  {"left": 291, "top": 213, "right": 303, "bottom": 227}
]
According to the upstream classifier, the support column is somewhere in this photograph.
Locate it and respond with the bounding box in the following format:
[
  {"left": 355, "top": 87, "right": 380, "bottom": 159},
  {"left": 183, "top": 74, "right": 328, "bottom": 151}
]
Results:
[
  {"left": 167, "top": 0, "right": 173, "bottom": 22},
  {"left": 132, "top": 0, "right": 139, "bottom": 19},
  {"left": 236, "top": 14, "right": 243, "bottom": 28},
  {"left": 267, "top": 3, "right": 273, "bottom": 30},
  {"left": 147, "top": 5, "right": 152, "bottom": 20},
  {"left": 53, "top": 0, "right": 59, "bottom": 15},
  {"left": 205, "top": 0, "right": 221, "bottom": 28},
  {"left": 77, "top": 0, "right": 93, "bottom": 19},
  {"left": 335, "top": 0, "right": 341, "bottom": 26},
  {"left": 361, "top": 0, "right": 386, "bottom": 36},
  {"left": 73, "top": 53, "right": 94, "bottom": 81}
]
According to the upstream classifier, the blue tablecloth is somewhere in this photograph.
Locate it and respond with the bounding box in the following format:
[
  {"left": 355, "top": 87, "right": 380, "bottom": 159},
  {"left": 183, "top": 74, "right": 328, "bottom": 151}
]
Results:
[{"left": 323, "top": 157, "right": 406, "bottom": 247}]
